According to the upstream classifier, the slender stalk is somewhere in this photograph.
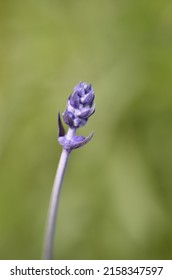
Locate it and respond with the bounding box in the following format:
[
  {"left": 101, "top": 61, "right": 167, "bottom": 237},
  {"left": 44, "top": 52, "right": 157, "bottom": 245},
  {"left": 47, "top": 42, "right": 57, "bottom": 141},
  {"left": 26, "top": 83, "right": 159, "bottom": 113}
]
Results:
[
  {"left": 42, "top": 82, "right": 95, "bottom": 259},
  {"left": 42, "top": 128, "right": 75, "bottom": 259}
]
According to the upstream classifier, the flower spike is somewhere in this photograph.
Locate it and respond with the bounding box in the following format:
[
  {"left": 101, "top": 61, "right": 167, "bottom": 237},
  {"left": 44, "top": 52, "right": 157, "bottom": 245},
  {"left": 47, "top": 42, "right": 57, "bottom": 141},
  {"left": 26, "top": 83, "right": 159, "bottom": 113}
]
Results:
[
  {"left": 62, "top": 82, "right": 95, "bottom": 128},
  {"left": 43, "top": 82, "right": 95, "bottom": 259},
  {"left": 58, "top": 81, "right": 95, "bottom": 151}
]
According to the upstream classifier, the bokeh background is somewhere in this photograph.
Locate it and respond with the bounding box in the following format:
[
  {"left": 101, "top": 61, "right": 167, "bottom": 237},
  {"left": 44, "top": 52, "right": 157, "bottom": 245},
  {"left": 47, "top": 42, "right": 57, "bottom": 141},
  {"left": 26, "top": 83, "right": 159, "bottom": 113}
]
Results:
[{"left": 0, "top": 0, "right": 172, "bottom": 259}]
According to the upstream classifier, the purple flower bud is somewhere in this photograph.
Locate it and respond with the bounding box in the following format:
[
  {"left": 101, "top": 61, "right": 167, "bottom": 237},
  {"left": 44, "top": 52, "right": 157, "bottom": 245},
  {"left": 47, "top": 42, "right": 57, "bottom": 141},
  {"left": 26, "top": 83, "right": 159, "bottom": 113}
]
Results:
[
  {"left": 69, "top": 91, "right": 80, "bottom": 109},
  {"left": 58, "top": 132, "right": 94, "bottom": 152},
  {"left": 62, "top": 108, "right": 74, "bottom": 128},
  {"left": 78, "top": 105, "right": 95, "bottom": 119},
  {"left": 62, "top": 82, "right": 95, "bottom": 128},
  {"left": 58, "top": 82, "right": 95, "bottom": 152}
]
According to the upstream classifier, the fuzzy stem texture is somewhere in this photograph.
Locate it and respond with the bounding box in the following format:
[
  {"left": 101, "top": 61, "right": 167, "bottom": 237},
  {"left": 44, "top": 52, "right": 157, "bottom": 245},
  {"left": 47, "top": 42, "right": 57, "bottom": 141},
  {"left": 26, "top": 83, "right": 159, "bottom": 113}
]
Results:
[{"left": 42, "top": 128, "right": 75, "bottom": 259}]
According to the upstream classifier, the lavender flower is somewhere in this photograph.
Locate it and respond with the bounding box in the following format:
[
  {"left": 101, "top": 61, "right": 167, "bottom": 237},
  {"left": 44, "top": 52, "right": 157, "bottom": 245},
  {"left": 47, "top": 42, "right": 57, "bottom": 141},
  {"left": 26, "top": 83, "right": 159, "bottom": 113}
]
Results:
[
  {"left": 43, "top": 82, "right": 95, "bottom": 259},
  {"left": 58, "top": 82, "right": 95, "bottom": 152},
  {"left": 63, "top": 82, "right": 95, "bottom": 128}
]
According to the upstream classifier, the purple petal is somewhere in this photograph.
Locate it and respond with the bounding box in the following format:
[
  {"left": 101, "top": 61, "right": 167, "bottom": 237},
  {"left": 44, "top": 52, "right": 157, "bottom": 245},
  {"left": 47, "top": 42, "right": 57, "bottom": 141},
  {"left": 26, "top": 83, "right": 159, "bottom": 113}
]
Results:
[
  {"left": 68, "top": 111, "right": 75, "bottom": 120},
  {"left": 62, "top": 108, "right": 74, "bottom": 128},
  {"left": 70, "top": 132, "right": 94, "bottom": 149},
  {"left": 78, "top": 105, "right": 95, "bottom": 119},
  {"left": 58, "top": 132, "right": 94, "bottom": 151},
  {"left": 74, "top": 117, "right": 87, "bottom": 127},
  {"left": 81, "top": 92, "right": 94, "bottom": 106},
  {"left": 73, "top": 135, "right": 85, "bottom": 142},
  {"left": 74, "top": 82, "right": 82, "bottom": 92},
  {"left": 84, "top": 83, "right": 92, "bottom": 94},
  {"left": 69, "top": 92, "right": 80, "bottom": 109},
  {"left": 74, "top": 82, "right": 85, "bottom": 97}
]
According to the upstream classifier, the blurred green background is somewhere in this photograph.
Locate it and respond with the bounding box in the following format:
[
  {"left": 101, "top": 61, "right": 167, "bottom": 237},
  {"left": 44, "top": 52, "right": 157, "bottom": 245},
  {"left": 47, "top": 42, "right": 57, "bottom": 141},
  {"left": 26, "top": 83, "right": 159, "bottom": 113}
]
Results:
[{"left": 0, "top": 0, "right": 172, "bottom": 259}]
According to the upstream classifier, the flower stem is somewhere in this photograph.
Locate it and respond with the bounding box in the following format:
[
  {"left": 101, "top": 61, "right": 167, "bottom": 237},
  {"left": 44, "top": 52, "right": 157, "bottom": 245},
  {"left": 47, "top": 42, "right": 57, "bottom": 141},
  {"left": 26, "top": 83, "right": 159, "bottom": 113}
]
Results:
[{"left": 42, "top": 128, "right": 75, "bottom": 259}]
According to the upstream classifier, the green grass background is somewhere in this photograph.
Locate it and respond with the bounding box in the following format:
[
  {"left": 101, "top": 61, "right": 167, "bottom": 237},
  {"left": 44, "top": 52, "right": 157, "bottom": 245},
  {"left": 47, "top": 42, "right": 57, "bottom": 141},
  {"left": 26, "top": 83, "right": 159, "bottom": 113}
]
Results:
[{"left": 0, "top": 0, "right": 172, "bottom": 259}]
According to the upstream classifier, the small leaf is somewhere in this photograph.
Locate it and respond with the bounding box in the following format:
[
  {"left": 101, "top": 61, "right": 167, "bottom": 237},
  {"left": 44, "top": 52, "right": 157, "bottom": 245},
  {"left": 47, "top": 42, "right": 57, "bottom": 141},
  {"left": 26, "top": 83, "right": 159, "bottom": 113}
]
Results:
[{"left": 58, "top": 112, "right": 65, "bottom": 137}]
